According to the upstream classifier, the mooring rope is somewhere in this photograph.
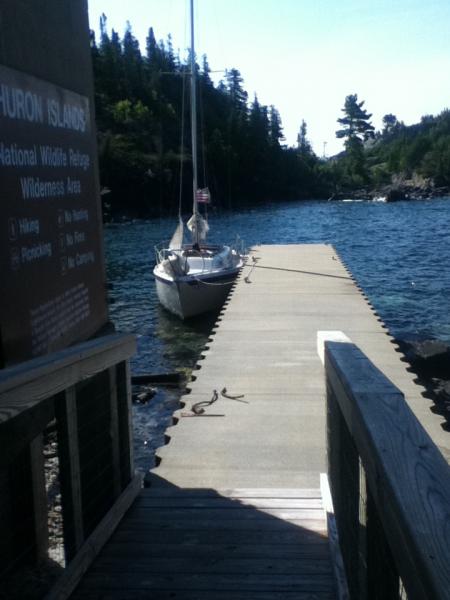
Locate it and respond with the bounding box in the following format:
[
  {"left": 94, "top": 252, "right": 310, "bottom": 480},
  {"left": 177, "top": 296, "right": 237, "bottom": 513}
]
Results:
[
  {"left": 189, "top": 387, "right": 247, "bottom": 416},
  {"left": 191, "top": 389, "right": 219, "bottom": 415},
  {"left": 192, "top": 277, "right": 234, "bottom": 286},
  {"left": 221, "top": 387, "right": 248, "bottom": 403},
  {"left": 244, "top": 256, "right": 258, "bottom": 283}
]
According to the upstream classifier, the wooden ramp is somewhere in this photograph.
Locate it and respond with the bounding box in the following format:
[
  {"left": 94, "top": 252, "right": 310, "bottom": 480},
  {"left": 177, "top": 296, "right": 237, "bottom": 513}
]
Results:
[
  {"left": 72, "top": 486, "right": 336, "bottom": 599},
  {"left": 72, "top": 244, "right": 448, "bottom": 598}
]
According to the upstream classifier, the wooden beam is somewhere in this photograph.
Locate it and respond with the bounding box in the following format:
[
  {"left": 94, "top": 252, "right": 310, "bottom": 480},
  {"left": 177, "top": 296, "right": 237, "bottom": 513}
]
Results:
[
  {"left": 325, "top": 341, "right": 450, "bottom": 599},
  {"left": 0, "top": 334, "right": 136, "bottom": 427},
  {"left": 320, "top": 473, "right": 350, "bottom": 600},
  {"left": 0, "top": 396, "right": 54, "bottom": 469}
]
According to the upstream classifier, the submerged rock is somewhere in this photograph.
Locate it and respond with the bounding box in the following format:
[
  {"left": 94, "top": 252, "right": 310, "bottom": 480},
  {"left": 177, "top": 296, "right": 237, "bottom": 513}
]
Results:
[
  {"left": 397, "top": 338, "right": 450, "bottom": 379},
  {"left": 396, "top": 337, "right": 450, "bottom": 424}
]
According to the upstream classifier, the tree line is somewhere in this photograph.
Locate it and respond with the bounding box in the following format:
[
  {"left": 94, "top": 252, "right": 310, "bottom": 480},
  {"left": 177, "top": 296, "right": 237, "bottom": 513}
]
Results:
[
  {"left": 325, "top": 93, "right": 450, "bottom": 194},
  {"left": 91, "top": 18, "right": 326, "bottom": 219},
  {"left": 91, "top": 19, "right": 450, "bottom": 219}
]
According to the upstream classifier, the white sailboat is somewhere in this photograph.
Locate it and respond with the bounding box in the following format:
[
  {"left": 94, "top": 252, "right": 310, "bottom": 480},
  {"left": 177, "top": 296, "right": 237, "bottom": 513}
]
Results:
[{"left": 153, "top": 0, "right": 244, "bottom": 319}]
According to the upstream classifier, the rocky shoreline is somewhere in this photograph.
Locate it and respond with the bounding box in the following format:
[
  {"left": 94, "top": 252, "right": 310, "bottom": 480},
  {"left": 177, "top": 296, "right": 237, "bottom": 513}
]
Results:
[
  {"left": 396, "top": 338, "right": 450, "bottom": 429},
  {"left": 330, "top": 182, "right": 450, "bottom": 202}
]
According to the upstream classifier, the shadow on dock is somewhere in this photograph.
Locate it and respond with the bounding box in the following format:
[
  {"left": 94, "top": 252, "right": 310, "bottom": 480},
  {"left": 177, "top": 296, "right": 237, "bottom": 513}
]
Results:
[{"left": 72, "top": 473, "right": 336, "bottom": 599}]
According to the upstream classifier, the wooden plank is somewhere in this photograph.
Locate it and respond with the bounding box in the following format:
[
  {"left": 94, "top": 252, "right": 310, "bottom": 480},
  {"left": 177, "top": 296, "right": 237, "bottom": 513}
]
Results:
[
  {"left": 0, "top": 333, "right": 136, "bottom": 426},
  {"left": 126, "top": 506, "right": 325, "bottom": 521},
  {"left": 118, "top": 518, "right": 328, "bottom": 533},
  {"left": 142, "top": 487, "right": 322, "bottom": 498},
  {"left": 110, "top": 527, "right": 329, "bottom": 546},
  {"left": 91, "top": 556, "right": 333, "bottom": 576},
  {"left": 45, "top": 473, "right": 142, "bottom": 600},
  {"left": 325, "top": 341, "right": 450, "bottom": 600},
  {"left": 135, "top": 497, "right": 323, "bottom": 509},
  {"left": 131, "top": 372, "right": 183, "bottom": 386},
  {"left": 73, "top": 571, "right": 336, "bottom": 592},
  {"left": 100, "top": 541, "right": 331, "bottom": 560}
]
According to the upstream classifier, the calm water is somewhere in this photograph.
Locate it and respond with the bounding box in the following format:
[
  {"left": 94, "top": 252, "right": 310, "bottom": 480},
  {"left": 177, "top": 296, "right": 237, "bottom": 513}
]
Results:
[{"left": 105, "top": 197, "right": 450, "bottom": 470}]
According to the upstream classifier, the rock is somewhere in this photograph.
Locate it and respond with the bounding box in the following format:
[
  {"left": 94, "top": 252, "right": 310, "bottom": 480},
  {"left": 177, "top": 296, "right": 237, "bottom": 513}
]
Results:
[
  {"left": 385, "top": 187, "right": 407, "bottom": 202},
  {"left": 432, "top": 379, "right": 450, "bottom": 403},
  {"left": 396, "top": 337, "right": 450, "bottom": 423},
  {"left": 397, "top": 338, "right": 450, "bottom": 380},
  {"left": 132, "top": 386, "right": 157, "bottom": 404}
]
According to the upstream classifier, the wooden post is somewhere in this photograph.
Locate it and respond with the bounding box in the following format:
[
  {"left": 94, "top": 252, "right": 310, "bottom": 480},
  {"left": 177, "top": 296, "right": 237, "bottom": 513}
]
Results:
[
  {"left": 327, "top": 380, "right": 360, "bottom": 599},
  {"left": 124, "top": 359, "right": 134, "bottom": 481},
  {"left": 108, "top": 366, "right": 121, "bottom": 499},
  {"left": 115, "top": 360, "right": 133, "bottom": 487},
  {"left": 366, "top": 486, "right": 399, "bottom": 599},
  {"left": 56, "top": 387, "right": 84, "bottom": 562}
]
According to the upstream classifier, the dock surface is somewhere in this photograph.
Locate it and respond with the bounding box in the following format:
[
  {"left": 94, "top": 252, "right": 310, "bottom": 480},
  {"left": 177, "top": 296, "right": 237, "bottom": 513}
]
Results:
[{"left": 73, "top": 244, "right": 447, "bottom": 598}]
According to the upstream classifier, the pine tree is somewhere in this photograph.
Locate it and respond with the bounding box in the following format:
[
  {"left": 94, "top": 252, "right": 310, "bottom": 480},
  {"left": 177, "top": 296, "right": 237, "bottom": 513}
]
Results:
[
  {"left": 297, "top": 119, "right": 312, "bottom": 155},
  {"left": 336, "top": 94, "right": 374, "bottom": 143},
  {"left": 123, "top": 22, "right": 143, "bottom": 99},
  {"left": 382, "top": 113, "right": 398, "bottom": 135},
  {"left": 225, "top": 69, "right": 248, "bottom": 113},
  {"left": 336, "top": 94, "right": 374, "bottom": 183},
  {"left": 269, "top": 106, "right": 284, "bottom": 146}
]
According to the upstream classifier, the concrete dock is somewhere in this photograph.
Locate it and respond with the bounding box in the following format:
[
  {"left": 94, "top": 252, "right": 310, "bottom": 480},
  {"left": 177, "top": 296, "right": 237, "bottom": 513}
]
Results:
[
  {"left": 73, "top": 244, "right": 448, "bottom": 599},
  {"left": 153, "top": 244, "right": 448, "bottom": 488}
]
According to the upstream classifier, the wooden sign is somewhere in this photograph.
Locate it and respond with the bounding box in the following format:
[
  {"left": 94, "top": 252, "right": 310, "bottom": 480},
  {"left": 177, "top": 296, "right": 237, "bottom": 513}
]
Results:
[{"left": 0, "top": 64, "right": 108, "bottom": 364}]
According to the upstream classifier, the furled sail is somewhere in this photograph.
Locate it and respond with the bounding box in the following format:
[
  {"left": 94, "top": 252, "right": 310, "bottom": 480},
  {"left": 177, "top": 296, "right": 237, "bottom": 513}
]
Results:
[
  {"left": 187, "top": 213, "right": 209, "bottom": 241},
  {"left": 169, "top": 216, "right": 184, "bottom": 249}
]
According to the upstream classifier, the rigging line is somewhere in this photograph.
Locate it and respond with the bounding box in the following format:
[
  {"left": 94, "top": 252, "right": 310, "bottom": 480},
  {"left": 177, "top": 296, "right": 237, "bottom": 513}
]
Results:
[
  {"left": 178, "top": 69, "right": 187, "bottom": 219},
  {"left": 198, "top": 79, "right": 208, "bottom": 221},
  {"left": 249, "top": 264, "right": 351, "bottom": 281}
]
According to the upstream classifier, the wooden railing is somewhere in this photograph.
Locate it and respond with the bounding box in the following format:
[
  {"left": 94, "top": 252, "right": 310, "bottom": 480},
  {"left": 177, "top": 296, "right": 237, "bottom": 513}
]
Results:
[
  {"left": 0, "top": 333, "right": 140, "bottom": 599},
  {"left": 325, "top": 341, "right": 450, "bottom": 600}
]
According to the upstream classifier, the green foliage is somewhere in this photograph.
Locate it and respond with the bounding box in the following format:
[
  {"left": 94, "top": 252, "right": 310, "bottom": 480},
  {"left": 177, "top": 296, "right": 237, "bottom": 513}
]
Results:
[
  {"left": 332, "top": 103, "right": 450, "bottom": 193},
  {"left": 91, "top": 19, "right": 326, "bottom": 217}
]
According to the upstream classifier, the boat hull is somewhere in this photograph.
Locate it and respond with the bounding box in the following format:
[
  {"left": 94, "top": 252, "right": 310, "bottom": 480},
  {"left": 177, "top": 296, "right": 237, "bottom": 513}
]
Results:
[{"left": 154, "top": 269, "right": 239, "bottom": 319}]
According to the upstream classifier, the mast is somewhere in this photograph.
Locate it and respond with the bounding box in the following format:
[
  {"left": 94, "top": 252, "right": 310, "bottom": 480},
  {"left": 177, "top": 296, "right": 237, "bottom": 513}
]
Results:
[{"left": 189, "top": 0, "right": 199, "bottom": 243}]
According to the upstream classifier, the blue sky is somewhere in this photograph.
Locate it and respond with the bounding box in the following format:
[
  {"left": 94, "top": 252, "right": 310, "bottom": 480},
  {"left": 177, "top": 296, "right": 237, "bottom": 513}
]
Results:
[{"left": 88, "top": 0, "right": 450, "bottom": 155}]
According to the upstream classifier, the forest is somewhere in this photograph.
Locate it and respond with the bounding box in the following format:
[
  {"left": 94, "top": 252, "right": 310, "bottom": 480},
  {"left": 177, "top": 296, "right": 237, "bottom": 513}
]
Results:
[{"left": 91, "top": 20, "right": 450, "bottom": 219}]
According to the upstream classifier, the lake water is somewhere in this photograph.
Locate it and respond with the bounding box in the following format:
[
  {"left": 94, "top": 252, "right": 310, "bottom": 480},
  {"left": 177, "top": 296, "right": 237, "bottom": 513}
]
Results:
[{"left": 105, "top": 197, "right": 450, "bottom": 470}]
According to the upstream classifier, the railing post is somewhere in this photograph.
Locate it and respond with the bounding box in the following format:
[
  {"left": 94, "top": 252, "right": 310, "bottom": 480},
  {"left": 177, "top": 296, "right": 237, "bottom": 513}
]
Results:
[
  {"left": 366, "top": 485, "right": 399, "bottom": 599},
  {"left": 108, "top": 366, "right": 121, "bottom": 499},
  {"left": 115, "top": 360, "right": 133, "bottom": 486},
  {"left": 327, "top": 378, "right": 360, "bottom": 599},
  {"left": 325, "top": 341, "right": 450, "bottom": 600},
  {"left": 56, "top": 387, "right": 84, "bottom": 562}
]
